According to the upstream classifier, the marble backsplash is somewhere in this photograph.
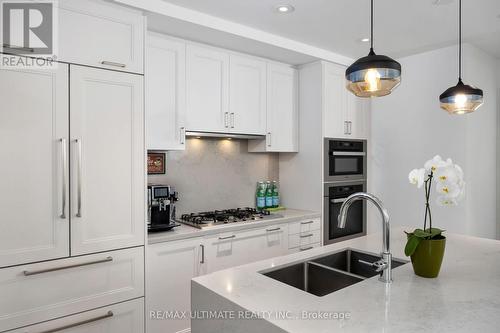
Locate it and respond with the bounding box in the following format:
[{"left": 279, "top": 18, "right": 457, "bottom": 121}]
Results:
[{"left": 148, "top": 138, "right": 279, "bottom": 215}]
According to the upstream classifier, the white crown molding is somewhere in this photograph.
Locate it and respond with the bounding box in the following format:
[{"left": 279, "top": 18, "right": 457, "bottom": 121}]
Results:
[{"left": 113, "top": 0, "right": 353, "bottom": 66}]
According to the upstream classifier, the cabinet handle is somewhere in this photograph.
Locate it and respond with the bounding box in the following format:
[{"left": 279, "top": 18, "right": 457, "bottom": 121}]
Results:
[
  {"left": 348, "top": 121, "right": 353, "bottom": 135},
  {"left": 301, "top": 221, "right": 314, "bottom": 225},
  {"left": 75, "top": 139, "right": 83, "bottom": 218},
  {"left": 3, "top": 43, "right": 34, "bottom": 52},
  {"left": 300, "top": 246, "right": 313, "bottom": 252},
  {"left": 100, "top": 61, "right": 126, "bottom": 68},
  {"left": 267, "top": 132, "right": 272, "bottom": 147},
  {"left": 300, "top": 233, "right": 314, "bottom": 238},
  {"left": 200, "top": 244, "right": 205, "bottom": 264},
  {"left": 37, "top": 311, "right": 114, "bottom": 333},
  {"left": 230, "top": 112, "right": 235, "bottom": 128},
  {"left": 23, "top": 256, "right": 113, "bottom": 276},
  {"left": 224, "top": 112, "right": 229, "bottom": 128},
  {"left": 180, "top": 127, "right": 185, "bottom": 145},
  {"left": 218, "top": 235, "right": 236, "bottom": 240},
  {"left": 59, "top": 138, "right": 67, "bottom": 219},
  {"left": 344, "top": 121, "right": 348, "bottom": 135},
  {"left": 266, "top": 227, "right": 281, "bottom": 232}
]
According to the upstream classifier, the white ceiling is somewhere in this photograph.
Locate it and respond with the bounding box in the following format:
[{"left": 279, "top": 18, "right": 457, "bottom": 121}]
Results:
[{"left": 157, "top": 0, "right": 500, "bottom": 60}]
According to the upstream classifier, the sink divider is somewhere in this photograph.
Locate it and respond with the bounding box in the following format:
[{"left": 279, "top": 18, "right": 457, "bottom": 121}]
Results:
[{"left": 306, "top": 261, "right": 367, "bottom": 281}]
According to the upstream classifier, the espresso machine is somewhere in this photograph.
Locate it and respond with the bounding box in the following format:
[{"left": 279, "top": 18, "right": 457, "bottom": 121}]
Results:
[{"left": 147, "top": 185, "right": 180, "bottom": 232}]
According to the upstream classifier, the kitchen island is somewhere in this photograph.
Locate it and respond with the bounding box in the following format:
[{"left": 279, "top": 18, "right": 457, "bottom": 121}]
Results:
[{"left": 191, "top": 227, "right": 500, "bottom": 332}]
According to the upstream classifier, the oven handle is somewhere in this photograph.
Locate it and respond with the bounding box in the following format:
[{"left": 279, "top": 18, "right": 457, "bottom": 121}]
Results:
[
  {"left": 330, "top": 151, "right": 366, "bottom": 156},
  {"left": 331, "top": 198, "right": 347, "bottom": 204}
]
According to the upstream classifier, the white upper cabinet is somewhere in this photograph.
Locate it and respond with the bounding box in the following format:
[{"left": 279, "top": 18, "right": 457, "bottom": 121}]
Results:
[
  {"left": 248, "top": 63, "right": 298, "bottom": 152},
  {"left": 229, "top": 55, "right": 267, "bottom": 135},
  {"left": 58, "top": 0, "right": 144, "bottom": 73},
  {"left": 349, "top": 95, "right": 370, "bottom": 139},
  {"left": 323, "top": 62, "right": 369, "bottom": 139},
  {"left": 0, "top": 61, "right": 70, "bottom": 268},
  {"left": 146, "top": 33, "right": 186, "bottom": 150},
  {"left": 323, "top": 62, "right": 349, "bottom": 138},
  {"left": 70, "top": 66, "right": 144, "bottom": 255},
  {"left": 186, "top": 44, "right": 229, "bottom": 133},
  {"left": 146, "top": 37, "right": 298, "bottom": 150}
]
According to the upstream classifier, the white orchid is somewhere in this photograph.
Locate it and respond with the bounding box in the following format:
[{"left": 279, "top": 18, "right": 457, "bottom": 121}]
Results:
[
  {"left": 436, "top": 181, "right": 461, "bottom": 198},
  {"left": 410, "top": 155, "right": 465, "bottom": 208},
  {"left": 406, "top": 155, "right": 466, "bottom": 258},
  {"left": 408, "top": 168, "right": 426, "bottom": 188},
  {"left": 424, "top": 155, "right": 450, "bottom": 173},
  {"left": 434, "top": 165, "right": 460, "bottom": 184}
]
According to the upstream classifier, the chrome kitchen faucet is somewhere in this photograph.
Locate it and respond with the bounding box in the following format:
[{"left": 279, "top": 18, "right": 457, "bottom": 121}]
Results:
[{"left": 338, "top": 192, "right": 393, "bottom": 283}]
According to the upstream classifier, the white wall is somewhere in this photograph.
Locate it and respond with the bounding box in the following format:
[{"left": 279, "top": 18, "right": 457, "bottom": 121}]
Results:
[{"left": 370, "top": 44, "right": 498, "bottom": 239}]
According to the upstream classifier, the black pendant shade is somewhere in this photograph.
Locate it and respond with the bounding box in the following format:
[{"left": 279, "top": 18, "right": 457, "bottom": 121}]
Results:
[
  {"left": 346, "top": 49, "right": 402, "bottom": 97},
  {"left": 345, "top": 0, "right": 401, "bottom": 98},
  {"left": 439, "top": 0, "right": 483, "bottom": 114}
]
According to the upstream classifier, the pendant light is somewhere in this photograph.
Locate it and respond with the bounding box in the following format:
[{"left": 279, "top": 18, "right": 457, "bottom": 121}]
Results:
[
  {"left": 346, "top": 0, "right": 401, "bottom": 98},
  {"left": 439, "top": 0, "right": 483, "bottom": 114}
]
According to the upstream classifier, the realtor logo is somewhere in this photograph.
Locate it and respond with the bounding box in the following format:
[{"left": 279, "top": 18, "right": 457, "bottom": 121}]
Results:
[
  {"left": 1, "top": 1, "right": 57, "bottom": 67},
  {"left": 0, "top": 0, "right": 57, "bottom": 68}
]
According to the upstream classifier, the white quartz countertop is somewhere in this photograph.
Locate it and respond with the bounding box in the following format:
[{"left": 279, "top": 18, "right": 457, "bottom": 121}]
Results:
[
  {"left": 192, "top": 227, "right": 500, "bottom": 332},
  {"left": 148, "top": 209, "right": 320, "bottom": 244}
]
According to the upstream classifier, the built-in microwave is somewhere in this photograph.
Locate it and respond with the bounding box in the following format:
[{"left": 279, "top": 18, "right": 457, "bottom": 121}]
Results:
[
  {"left": 324, "top": 181, "right": 366, "bottom": 245},
  {"left": 324, "top": 139, "right": 367, "bottom": 182}
]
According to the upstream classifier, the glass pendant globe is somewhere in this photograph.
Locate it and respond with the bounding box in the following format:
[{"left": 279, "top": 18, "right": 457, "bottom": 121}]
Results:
[
  {"left": 439, "top": 80, "right": 483, "bottom": 115},
  {"left": 346, "top": 50, "right": 401, "bottom": 98}
]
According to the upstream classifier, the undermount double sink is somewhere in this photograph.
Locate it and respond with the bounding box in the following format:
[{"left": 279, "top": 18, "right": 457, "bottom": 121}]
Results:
[{"left": 261, "top": 249, "right": 408, "bottom": 297}]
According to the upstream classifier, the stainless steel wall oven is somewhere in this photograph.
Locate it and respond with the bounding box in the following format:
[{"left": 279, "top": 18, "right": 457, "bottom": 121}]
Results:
[
  {"left": 324, "top": 181, "right": 367, "bottom": 245},
  {"left": 324, "top": 138, "right": 366, "bottom": 182}
]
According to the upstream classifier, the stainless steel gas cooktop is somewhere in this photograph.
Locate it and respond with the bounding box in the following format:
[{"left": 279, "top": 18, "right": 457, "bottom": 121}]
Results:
[{"left": 177, "top": 207, "right": 282, "bottom": 229}]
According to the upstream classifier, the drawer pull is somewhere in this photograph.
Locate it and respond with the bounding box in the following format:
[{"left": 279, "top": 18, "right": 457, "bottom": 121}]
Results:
[
  {"left": 38, "top": 311, "right": 114, "bottom": 333},
  {"left": 218, "top": 235, "right": 236, "bottom": 240},
  {"left": 266, "top": 227, "right": 281, "bottom": 232},
  {"left": 100, "top": 60, "right": 126, "bottom": 68},
  {"left": 23, "top": 256, "right": 113, "bottom": 276},
  {"left": 300, "top": 246, "right": 313, "bottom": 251},
  {"left": 301, "top": 221, "right": 314, "bottom": 225},
  {"left": 300, "top": 233, "right": 314, "bottom": 238},
  {"left": 200, "top": 244, "right": 205, "bottom": 264}
]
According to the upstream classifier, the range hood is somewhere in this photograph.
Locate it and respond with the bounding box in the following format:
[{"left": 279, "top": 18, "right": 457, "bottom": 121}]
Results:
[{"left": 185, "top": 131, "right": 265, "bottom": 140}]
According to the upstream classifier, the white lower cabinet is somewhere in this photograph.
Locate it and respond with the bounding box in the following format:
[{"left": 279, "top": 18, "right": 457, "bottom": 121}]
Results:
[
  {"left": 9, "top": 298, "right": 144, "bottom": 333},
  {"left": 288, "top": 218, "right": 322, "bottom": 252},
  {"left": 204, "top": 224, "right": 288, "bottom": 273},
  {"left": 0, "top": 247, "right": 144, "bottom": 332},
  {"left": 147, "top": 238, "right": 204, "bottom": 333},
  {"left": 146, "top": 223, "right": 289, "bottom": 333}
]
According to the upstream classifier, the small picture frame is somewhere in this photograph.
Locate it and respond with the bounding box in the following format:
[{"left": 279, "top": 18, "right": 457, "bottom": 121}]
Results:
[{"left": 147, "top": 152, "right": 166, "bottom": 175}]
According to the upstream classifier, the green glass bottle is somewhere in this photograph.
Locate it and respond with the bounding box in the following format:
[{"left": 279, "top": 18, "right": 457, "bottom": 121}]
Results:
[
  {"left": 265, "top": 181, "right": 274, "bottom": 208},
  {"left": 256, "top": 182, "right": 266, "bottom": 210},
  {"left": 272, "top": 181, "right": 280, "bottom": 208}
]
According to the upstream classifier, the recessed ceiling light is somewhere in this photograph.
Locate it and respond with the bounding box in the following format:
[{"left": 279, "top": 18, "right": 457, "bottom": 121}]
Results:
[
  {"left": 360, "top": 38, "right": 370, "bottom": 43},
  {"left": 275, "top": 4, "right": 295, "bottom": 14}
]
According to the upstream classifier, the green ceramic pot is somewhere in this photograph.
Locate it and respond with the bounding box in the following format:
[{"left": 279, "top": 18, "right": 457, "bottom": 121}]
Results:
[{"left": 410, "top": 236, "right": 446, "bottom": 278}]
